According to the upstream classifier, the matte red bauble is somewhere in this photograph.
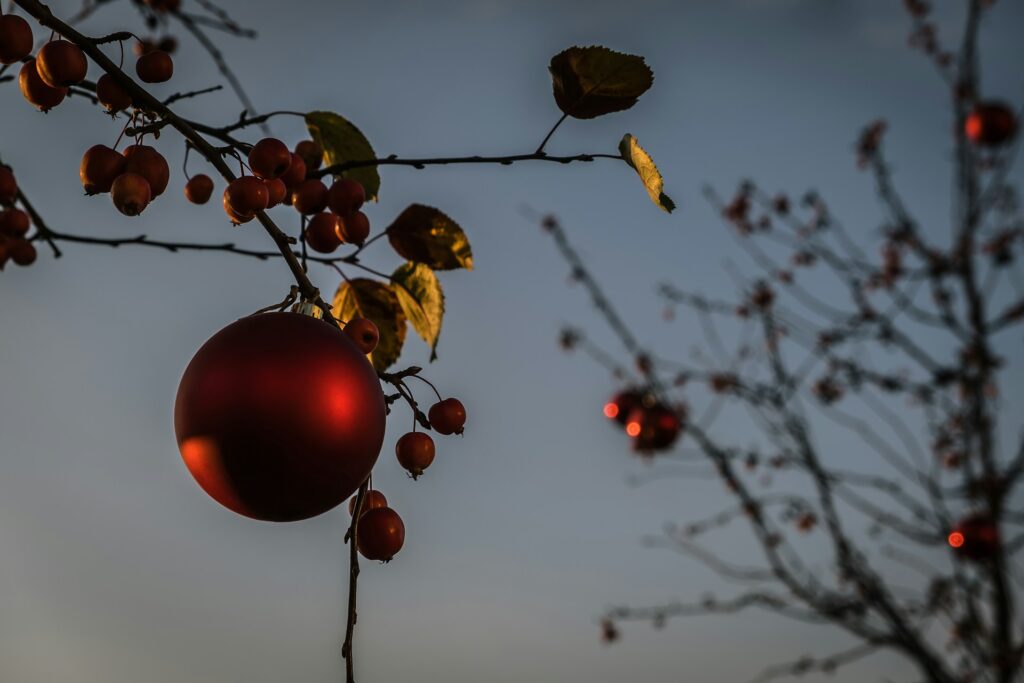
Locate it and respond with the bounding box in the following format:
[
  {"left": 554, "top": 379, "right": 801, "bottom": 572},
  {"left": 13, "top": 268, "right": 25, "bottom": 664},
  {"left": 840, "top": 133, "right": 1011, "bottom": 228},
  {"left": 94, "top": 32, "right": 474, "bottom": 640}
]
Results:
[
  {"left": 965, "top": 101, "right": 1017, "bottom": 147},
  {"left": 949, "top": 513, "right": 1000, "bottom": 561},
  {"left": 174, "top": 311, "right": 387, "bottom": 522},
  {"left": 603, "top": 388, "right": 646, "bottom": 427},
  {"left": 625, "top": 403, "right": 681, "bottom": 454}
]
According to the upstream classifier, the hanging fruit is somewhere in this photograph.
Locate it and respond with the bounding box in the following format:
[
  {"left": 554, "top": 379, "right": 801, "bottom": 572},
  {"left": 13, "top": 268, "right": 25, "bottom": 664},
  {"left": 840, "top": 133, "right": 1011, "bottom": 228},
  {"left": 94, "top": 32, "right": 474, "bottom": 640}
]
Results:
[
  {"left": 603, "top": 388, "right": 646, "bottom": 427},
  {"left": 948, "top": 513, "right": 1000, "bottom": 561},
  {"left": 625, "top": 403, "right": 682, "bottom": 454},
  {"left": 964, "top": 101, "right": 1017, "bottom": 147}
]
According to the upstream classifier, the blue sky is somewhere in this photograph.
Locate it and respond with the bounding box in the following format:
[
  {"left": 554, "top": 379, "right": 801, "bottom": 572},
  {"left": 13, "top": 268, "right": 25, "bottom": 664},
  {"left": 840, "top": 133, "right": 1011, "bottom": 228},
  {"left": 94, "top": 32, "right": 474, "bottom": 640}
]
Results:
[{"left": 1, "top": 1, "right": 1023, "bottom": 681}]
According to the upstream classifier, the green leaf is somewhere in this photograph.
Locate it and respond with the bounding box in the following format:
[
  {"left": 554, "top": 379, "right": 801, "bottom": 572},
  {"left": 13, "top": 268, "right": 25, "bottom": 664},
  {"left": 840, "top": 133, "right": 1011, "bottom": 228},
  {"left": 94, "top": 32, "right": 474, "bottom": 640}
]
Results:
[
  {"left": 305, "top": 111, "right": 381, "bottom": 202},
  {"left": 392, "top": 262, "right": 445, "bottom": 361},
  {"left": 333, "top": 278, "right": 406, "bottom": 371},
  {"left": 548, "top": 46, "right": 653, "bottom": 120},
  {"left": 386, "top": 204, "right": 474, "bottom": 271},
  {"left": 619, "top": 133, "right": 675, "bottom": 213}
]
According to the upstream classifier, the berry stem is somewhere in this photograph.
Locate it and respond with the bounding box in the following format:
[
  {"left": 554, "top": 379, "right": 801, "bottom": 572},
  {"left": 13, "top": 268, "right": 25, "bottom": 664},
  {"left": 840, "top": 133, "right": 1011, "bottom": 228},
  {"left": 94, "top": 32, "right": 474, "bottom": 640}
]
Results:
[{"left": 408, "top": 373, "right": 444, "bottom": 402}]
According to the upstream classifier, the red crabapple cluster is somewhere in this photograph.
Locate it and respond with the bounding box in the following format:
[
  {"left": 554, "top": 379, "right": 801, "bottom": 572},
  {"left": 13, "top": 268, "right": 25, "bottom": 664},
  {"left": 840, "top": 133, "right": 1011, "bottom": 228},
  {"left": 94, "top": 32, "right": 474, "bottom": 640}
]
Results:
[
  {"left": 216, "top": 136, "right": 373, "bottom": 254},
  {"left": 0, "top": 12, "right": 176, "bottom": 215},
  {"left": 346, "top": 394, "right": 465, "bottom": 562},
  {"left": 2, "top": 10, "right": 371, "bottom": 247}
]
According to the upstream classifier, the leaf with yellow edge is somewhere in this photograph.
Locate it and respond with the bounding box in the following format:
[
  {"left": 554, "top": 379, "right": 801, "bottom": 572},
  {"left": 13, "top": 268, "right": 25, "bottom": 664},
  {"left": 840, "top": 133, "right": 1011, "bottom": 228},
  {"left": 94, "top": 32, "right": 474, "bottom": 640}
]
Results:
[
  {"left": 333, "top": 278, "right": 406, "bottom": 371},
  {"left": 619, "top": 133, "right": 675, "bottom": 213},
  {"left": 549, "top": 46, "right": 653, "bottom": 119},
  {"left": 386, "top": 204, "right": 474, "bottom": 271},
  {"left": 305, "top": 111, "right": 381, "bottom": 202},
  {"left": 392, "top": 262, "right": 445, "bottom": 361}
]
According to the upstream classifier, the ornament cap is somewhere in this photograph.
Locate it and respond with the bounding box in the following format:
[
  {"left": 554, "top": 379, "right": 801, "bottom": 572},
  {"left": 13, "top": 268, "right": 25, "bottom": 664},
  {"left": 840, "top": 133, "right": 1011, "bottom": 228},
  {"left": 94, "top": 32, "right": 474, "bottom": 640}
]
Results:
[{"left": 291, "top": 300, "right": 324, "bottom": 319}]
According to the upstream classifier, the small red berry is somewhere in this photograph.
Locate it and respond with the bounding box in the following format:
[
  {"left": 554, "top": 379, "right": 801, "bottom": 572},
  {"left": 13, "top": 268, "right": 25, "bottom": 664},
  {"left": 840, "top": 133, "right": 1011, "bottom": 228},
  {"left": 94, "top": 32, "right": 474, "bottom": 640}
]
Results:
[
  {"left": 357, "top": 507, "right": 405, "bottom": 562},
  {"left": 223, "top": 194, "right": 253, "bottom": 224},
  {"left": 343, "top": 317, "right": 379, "bottom": 354},
  {"left": 304, "top": 212, "right": 341, "bottom": 253},
  {"left": 96, "top": 74, "right": 132, "bottom": 112},
  {"left": 328, "top": 178, "right": 365, "bottom": 216},
  {"left": 294, "top": 139, "right": 323, "bottom": 171},
  {"left": 248, "top": 138, "right": 292, "bottom": 180},
  {"left": 184, "top": 174, "right": 214, "bottom": 205},
  {"left": 348, "top": 489, "right": 388, "bottom": 517},
  {"left": 133, "top": 39, "right": 156, "bottom": 56},
  {"left": 36, "top": 40, "right": 87, "bottom": 88},
  {"left": 395, "top": 432, "right": 435, "bottom": 478},
  {"left": 428, "top": 398, "right": 466, "bottom": 436},
  {"left": 111, "top": 173, "right": 152, "bottom": 216},
  {"left": 278, "top": 152, "right": 307, "bottom": 188},
  {"left": 338, "top": 210, "right": 370, "bottom": 245},
  {"left": 80, "top": 144, "right": 127, "bottom": 195},
  {"left": 135, "top": 49, "right": 173, "bottom": 83},
  {"left": 0, "top": 14, "right": 33, "bottom": 65},
  {"left": 224, "top": 176, "right": 269, "bottom": 218},
  {"left": 0, "top": 165, "right": 17, "bottom": 204},
  {"left": 19, "top": 59, "right": 68, "bottom": 112},
  {"left": 290, "top": 179, "right": 329, "bottom": 215},
  {"left": 8, "top": 238, "right": 35, "bottom": 266},
  {"left": 123, "top": 145, "right": 169, "bottom": 197},
  {"left": 264, "top": 178, "right": 287, "bottom": 208},
  {"left": 0, "top": 208, "right": 30, "bottom": 237},
  {"left": 157, "top": 36, "right": 177, "bottom": 54}
]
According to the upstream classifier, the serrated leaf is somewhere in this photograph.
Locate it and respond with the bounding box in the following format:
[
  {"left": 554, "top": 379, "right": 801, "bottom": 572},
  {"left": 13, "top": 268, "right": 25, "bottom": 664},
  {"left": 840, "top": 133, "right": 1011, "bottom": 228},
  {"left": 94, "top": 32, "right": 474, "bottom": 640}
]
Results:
[
  {"left": 333, "top": 278, "right": 406, "bottom": 370},
  {"left": 386, "top": 204, "right": 474, "bottom": 271},
  {"left": 549, "top": 46, "right": 653, "bottom": 120},
  {"left": 619, "top": 133, "right": 675, "bottom": 213},
  {"left": 392, "top": 262, "right": 445, "bottom": 361},
  {"left": 305, "top": 111, "right": 381, "bottom": 202}
]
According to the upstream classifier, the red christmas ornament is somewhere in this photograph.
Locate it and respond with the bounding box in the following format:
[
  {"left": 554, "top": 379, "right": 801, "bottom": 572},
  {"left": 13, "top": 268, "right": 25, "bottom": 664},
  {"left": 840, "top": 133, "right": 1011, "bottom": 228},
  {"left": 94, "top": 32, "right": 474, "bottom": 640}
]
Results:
[
  {"left": 964, "top": 101, "right": 1017, "bottom": 147},
  {"left": 625, "top": 403, "right": 682, "bottom": 453},
  {"left": 948, "top": 513, "right": 1000, "bottom": 561},
  {"left": 174, "top": 311, "right": 386, "bottom": 522},
  {"left": 603, "top": 388, "right": 646, "bottom": 427}
]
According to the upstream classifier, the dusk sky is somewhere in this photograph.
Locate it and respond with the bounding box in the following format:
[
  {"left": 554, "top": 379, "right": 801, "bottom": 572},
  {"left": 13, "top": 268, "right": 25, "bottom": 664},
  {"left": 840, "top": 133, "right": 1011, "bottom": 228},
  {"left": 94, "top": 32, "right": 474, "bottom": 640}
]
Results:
[{"left": 1, "top": 1, "right": 1023, "bottom": 681}]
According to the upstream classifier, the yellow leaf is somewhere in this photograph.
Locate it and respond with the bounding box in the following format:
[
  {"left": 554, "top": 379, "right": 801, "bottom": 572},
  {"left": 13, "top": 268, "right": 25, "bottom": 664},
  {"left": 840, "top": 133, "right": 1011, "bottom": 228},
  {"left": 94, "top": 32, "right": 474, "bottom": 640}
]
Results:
[
  {"left": 392, "top": 262, "right": 445, "bottom": 361},
  {"left": 619, "top": 133, "right": 676, "bottom": 213},
  {"left": 333, "top": 278, "right": 406, "bottom": 371},
  {"left": 306, "top": 111, "right": 381, "bottom": 202}
]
